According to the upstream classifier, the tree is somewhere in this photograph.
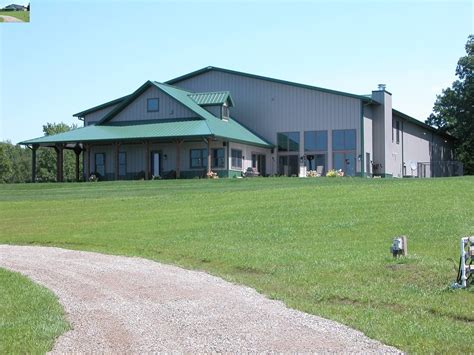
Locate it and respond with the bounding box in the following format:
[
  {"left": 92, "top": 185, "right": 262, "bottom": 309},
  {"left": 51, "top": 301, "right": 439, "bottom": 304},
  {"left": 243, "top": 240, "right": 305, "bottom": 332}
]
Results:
[
  {"left": 0, "top": 141, "right": 31, "bottom": 183},
  {"left": 37, "top": 122, "right": 79, "bottom": 182},
  {"left": 0, "top": 143, "right": 13, "bottom": 183},
  {"left": 426, "top": 35, "right": 474, "bottom": 174}
]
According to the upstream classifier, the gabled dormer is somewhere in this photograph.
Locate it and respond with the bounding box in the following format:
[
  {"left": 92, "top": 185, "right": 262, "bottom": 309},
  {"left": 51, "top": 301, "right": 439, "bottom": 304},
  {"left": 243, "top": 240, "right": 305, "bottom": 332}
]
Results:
[{"left": 189, "top": 91, "right": 234, "bottom": 120}]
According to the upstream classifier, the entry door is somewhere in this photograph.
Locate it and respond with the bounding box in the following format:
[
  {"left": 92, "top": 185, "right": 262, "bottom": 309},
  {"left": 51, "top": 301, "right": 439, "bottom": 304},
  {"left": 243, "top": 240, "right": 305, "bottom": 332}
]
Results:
[
  {"left": 151, "top": 152, "right": 160, "bottom": 177},
  {"left": 333, "top": 152, "right": 356, "bottom": 176},
  {"left": 278, "top": 155, "right": 298, "bottom": 176},
  {"left": 252, "top": 154, "right": 266, "bottom": 176}
]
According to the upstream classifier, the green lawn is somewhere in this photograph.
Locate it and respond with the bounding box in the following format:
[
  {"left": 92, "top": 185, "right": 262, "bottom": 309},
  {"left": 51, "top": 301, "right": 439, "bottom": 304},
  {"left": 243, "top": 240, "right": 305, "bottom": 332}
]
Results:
[
  {"left": 0, "top": 177, "right": 473, "bottom": 352},
  {"left": 0, "top": 268, "right": 69, "bottom": 353},
  {"left": 0, "top": 11, "right": 30, "bottom": 22}
]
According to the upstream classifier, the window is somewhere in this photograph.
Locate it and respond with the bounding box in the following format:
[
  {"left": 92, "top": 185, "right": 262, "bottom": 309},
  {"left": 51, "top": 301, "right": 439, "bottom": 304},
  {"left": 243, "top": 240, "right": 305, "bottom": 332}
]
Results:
[
  {"left": 147, "top": 98, "right": 159, "bottom": 112},
  {"left": 332, "top": 129, "right": 356, "bottom": 150},
  {"left": 222, "top": 105, "right": 230, "bottom": 119},
  {"left": 190, "top": 149, "right": 208, "bottom": 169},
  {"left": 231, "top": 149, "right": 242, "bottom": 169},
  {"left": 212, "top": 148, "right": 225, "bottom": 168},
  {"left": 304, "top": 131, "right": 328, "bottom": 151},
  {"left": 95, "top": 153, "right": 105, "bottom": 177},
  {"left": 277, "top": 132, "right": 299, "bottom": 152},
  {"left": 118, "top": 152, "right": 126, "bottom": 177}
]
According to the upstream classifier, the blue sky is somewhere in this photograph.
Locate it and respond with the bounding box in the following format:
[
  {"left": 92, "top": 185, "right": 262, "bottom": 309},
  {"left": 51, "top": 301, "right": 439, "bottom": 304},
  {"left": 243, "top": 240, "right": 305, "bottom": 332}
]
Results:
[{"left": 0, "top": 0, "right": 472, "bottom": 143}]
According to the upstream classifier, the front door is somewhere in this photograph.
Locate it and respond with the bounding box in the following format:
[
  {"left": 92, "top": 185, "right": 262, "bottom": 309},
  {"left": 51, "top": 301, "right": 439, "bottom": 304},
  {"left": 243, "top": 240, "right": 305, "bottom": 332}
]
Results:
[
  {"left": 252, "top": 154, "right": 266, "bottom": 176},
  {"left": 333, "top": 152, "right": 356, "bottom": 176},
  {"left": 278, "top": 155, "right": 299, "bottom": 176},
  {"left": 151, "top": 151, "right": 160, "bottom": 177}
]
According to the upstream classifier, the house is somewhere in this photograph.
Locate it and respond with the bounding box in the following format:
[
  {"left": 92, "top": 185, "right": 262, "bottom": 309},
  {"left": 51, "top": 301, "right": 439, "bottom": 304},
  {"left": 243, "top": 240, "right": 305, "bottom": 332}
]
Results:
[
  {"left": 1, "top": 4, "right": 27, "bottom": 11},
  {"left": 20, "top": 66, "right": 460, "bottom": 182}
]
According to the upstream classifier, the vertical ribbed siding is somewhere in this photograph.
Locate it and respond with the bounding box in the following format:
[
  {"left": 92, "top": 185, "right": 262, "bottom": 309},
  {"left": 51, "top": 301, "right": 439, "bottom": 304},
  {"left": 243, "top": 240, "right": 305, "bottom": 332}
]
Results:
[
  {"left": 111, "top": 86, "right": 197, "bottom": 123},
  {"left": 173, "top": 70, "right": 361, "bottom": 172},
  {"left": 83, "top": 104, "right": 119, "bottom": 126}
]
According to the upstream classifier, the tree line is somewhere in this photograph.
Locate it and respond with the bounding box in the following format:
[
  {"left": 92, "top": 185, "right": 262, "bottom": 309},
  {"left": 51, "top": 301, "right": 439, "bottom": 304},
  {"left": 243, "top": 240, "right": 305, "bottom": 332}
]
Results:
[{"left": 0, "top": 123, "right": 81, "bottom": 183}]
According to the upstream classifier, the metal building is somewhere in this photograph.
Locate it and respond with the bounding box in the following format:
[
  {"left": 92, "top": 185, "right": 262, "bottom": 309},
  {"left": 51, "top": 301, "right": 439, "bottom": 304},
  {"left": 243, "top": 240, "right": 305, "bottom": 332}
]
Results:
[{"left": 20, "top": 67, "right": 460, "bottom": 181}]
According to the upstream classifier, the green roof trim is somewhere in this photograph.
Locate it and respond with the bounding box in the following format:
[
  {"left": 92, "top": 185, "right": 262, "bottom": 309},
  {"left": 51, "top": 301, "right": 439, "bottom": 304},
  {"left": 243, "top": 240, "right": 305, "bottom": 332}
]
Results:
[
  {"left": 73, "top": 94, "right": 131, "bottom": 117},
  {"left": 189, "top": 91, "right": 234, "bottom": 107},
  {"left": 392, "top": 109, "right": 453, "bottom": 139},
  {"left": 166, "top": 66, "right": 375, "bottom": 103}
]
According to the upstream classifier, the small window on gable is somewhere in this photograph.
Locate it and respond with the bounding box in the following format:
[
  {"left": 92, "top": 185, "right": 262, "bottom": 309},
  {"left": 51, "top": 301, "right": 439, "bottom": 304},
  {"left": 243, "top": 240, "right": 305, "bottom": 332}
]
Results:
[
  {"left": 147, "top": 98, "right": 159, "bottom": 112},
  {"left": 222, "top": 105, "right": 230, "bottom": 119}
]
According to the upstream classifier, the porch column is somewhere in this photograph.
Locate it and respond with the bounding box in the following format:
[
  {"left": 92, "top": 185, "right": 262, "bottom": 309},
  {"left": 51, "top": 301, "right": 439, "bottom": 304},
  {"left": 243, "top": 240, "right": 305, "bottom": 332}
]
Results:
[
  {"left": 31, "top": 144, "right": 38, "bottom": 183},
  {"left": 55, "top": 144, "right": 64, "bottom": 182},
  {"left": 144, "top": 141, "right": 150, "bottom": 180},
  {"left": 175, "top": 139, "right": 182, "bottom": 179},
  {"left": 85, "top": 144, "right": 91, "bottom": 179},
  {"left": 207, "top": 139, "right": 212, "bottom": 175},
  {"left": 74, "top": 145, "right": 81, "bottom": 182},
  {"left": 114, "top": 142, "right": 120, "bottom": 180}
]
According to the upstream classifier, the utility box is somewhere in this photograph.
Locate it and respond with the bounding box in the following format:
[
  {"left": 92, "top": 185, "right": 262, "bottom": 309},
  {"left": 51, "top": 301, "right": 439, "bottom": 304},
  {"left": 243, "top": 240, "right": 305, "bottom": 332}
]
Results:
[
  {"left": 459, "top": 236, "right": 474, "bottom": 288},
  {"left": 390, "top": 235, "right": 408, "bottom": 257}
]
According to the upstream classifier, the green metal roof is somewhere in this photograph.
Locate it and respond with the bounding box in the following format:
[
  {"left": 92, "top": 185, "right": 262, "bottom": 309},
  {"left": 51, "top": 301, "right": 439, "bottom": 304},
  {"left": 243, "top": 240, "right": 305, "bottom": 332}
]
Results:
[
  {"left": 189, "top": 91, "right": 234, "bottom": 106},
  {"left": 20, "top": 120, "right": 211, "bottom": 145},
  {"left": 20, "top": 81, "right": 272, "bottom": 148}
]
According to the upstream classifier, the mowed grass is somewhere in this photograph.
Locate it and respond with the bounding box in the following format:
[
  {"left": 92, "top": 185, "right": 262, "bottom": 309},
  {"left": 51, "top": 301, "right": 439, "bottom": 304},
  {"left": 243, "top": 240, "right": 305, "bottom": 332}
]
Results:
[
  {"left": 0, "top": 268, "right": 69, "bottom": 353},
  {"left": 0, "top": 177, "right": 473, "bottom": 352},
  {"left": 0, "top": 11, "right": 30, "bottom": 22}
]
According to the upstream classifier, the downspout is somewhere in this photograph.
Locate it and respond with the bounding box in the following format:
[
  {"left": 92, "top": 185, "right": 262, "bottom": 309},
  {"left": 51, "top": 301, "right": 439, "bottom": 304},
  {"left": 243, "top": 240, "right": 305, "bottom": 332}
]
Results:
[
  {"left": 360, "top": 101, "right": 365, "bottom": 177},
  {"left": 401, "top": 120, "right": 404, "bottom": 177}
]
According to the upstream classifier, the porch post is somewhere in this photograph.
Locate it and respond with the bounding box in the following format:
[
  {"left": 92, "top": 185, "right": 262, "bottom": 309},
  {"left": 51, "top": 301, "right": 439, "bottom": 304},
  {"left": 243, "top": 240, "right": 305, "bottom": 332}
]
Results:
[
  {"left": 114, "top": 142, "right": 120, "bottom": 180},
  {"left": 144, "top": 141, "right": 150, "bottom": 180},
  {"left": 55, "top": 144, "right": 64, "bottom": 182},
  {"left": 207, "top": 138, "right": 211, "bottom": 175},
  {"left": 86, "top": 144, "right": 91, "bottom": 179},
  {"left": 74, "top": 145, "right": 81, "bottom": 182},
  {"left": 31, "top": 144, "right": 38, "bottom": 183},
  {"left": 176, "top": 139, "right": 182, "bottom": 179}
]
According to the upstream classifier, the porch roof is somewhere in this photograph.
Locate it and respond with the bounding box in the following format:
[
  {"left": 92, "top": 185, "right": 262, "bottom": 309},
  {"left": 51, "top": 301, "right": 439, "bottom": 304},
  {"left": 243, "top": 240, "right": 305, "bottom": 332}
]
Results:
[{"left": 19, "top": 118, "right": 272, "bottom": 148}]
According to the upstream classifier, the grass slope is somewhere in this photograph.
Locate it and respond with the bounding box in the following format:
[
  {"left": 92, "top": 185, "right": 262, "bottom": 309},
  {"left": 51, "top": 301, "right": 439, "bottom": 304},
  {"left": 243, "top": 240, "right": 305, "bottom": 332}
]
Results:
[
  {"left": 0, "top": 268, "right": 69, "bottom": 353},
  {"left": 0, "top": 11, "right": 30, "bottom": 22},
  {"left": 0, "top": 177, "right": 473, "bottom": 352}
]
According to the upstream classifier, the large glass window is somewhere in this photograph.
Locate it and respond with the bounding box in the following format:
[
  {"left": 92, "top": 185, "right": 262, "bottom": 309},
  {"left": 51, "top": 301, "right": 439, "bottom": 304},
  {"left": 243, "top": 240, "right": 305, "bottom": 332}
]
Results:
[
  {"left": 95, "top": 153, "right": 105, "bottom": 177},
  {"left": 304, "top": 131, "right": 328, "bottom": 151},
  {"left": 190, "top": 149, "right": 208, "bottom": 169},
  {"left": 231, "top": 149, "right": 242, "bottom": 169},
  {"left": 212, "top": 148, "right": 225, "bottom": 168},
  {"left": 147, "top": 98, "right": 159, "bottom": 112},
  {"left": 332, "top": 129, "right": 356, "bottom": 150},
  {"left": 277, "top": 132, "right": 299, "bottom": 152},
  {"left": 118, "top": 152, "right": 126, "bottom": 177}
]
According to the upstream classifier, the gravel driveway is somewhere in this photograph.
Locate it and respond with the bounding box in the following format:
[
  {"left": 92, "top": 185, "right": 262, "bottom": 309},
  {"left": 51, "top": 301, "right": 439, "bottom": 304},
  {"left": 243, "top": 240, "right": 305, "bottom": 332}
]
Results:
[
  {"left": 0, "top": 245, "right": 399, "bottom": 353},
  {"left": 0, "top": 15, "right": 24, "bottom": 22}
]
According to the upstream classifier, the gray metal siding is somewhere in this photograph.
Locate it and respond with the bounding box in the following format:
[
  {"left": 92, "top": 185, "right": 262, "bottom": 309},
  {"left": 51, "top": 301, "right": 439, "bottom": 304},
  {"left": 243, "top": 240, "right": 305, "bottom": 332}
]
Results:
[
  {"left": 202, "top": 105, "right": 222, "bottom": 117},
  {"left": 83, "top": 104, "right": 119, "bottom": 126},
  {"left": 173, "top": 70, "right": 362, "bottom": 174},
  {"left": 110, "top": 86, "right": 197, "bottom": 123}
]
